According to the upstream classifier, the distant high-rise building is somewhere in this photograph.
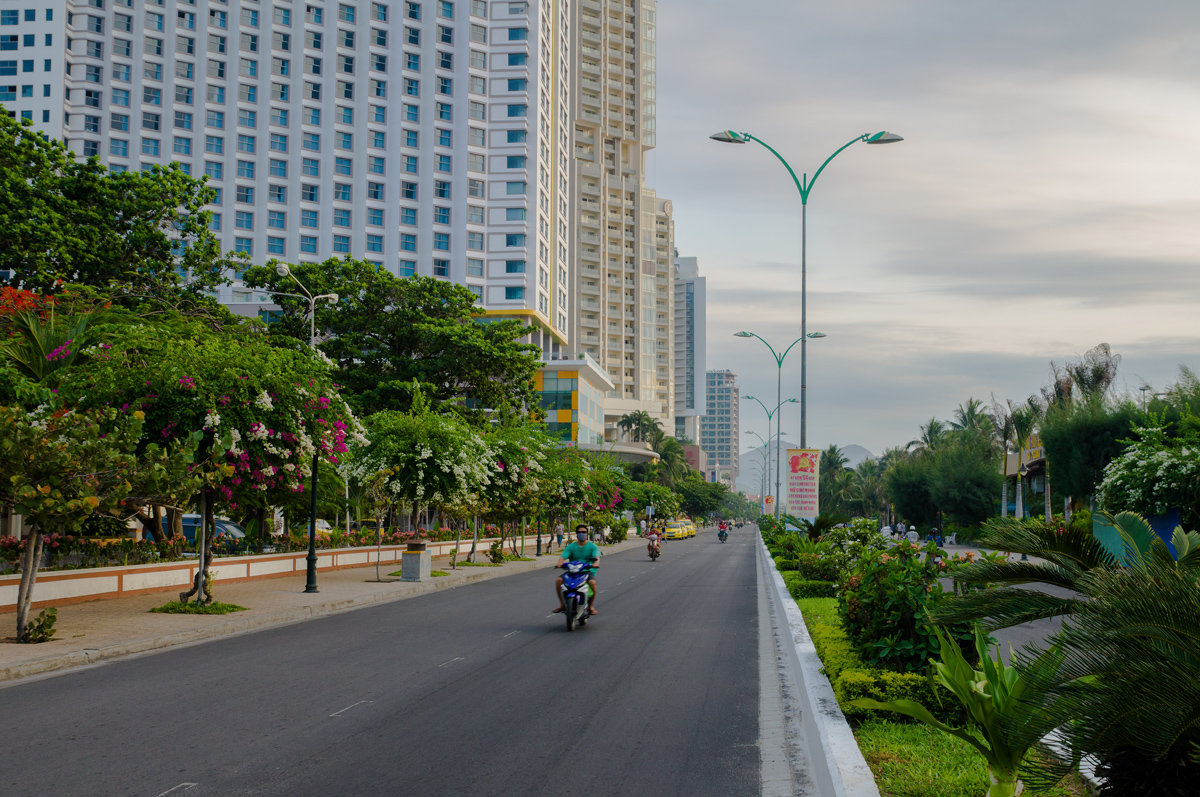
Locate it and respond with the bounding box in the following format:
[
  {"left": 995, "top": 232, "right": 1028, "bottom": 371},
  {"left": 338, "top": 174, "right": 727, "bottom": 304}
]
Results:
[
  {"left": 673, "top": 253, "right": 706, "bottom": 443},
  {"left": 701, "top": 369, "right": 739, "bottom": 486},
  {"left": 569, "top": 0, "right": 674, "bottom": 434},
  {"left": 11, "top": 0, "right": 572, "bottom": 355}
]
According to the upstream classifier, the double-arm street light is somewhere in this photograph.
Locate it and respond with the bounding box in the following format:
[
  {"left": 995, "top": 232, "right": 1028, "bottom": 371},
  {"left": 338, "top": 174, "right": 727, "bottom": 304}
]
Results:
[
  {"left": 715, "top": 129, "right": 902, "bottom": 454},
  {"left": 744, "top": 430, "right": 775, "bottom": 511},
  {"left": 743, "top": 387, "right": 799, "bottom": 517},
  {"left": 274, "top": 264, "right": 338, "bottom": 594}
]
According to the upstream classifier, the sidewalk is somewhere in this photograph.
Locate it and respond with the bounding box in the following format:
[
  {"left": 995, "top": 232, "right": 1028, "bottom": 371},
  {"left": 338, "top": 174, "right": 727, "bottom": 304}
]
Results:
[{"left": 0, "top": 538, "right": 643, "bottom": 684}]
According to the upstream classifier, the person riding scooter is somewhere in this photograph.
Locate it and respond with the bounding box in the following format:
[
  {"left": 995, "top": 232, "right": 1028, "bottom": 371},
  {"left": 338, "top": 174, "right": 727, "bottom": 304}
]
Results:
[
  {"left": 554, "top": 525, "right": 601, "bottom": 615},
  {"left": 646, "top": 525, "right": 662, "bottom": 559}
]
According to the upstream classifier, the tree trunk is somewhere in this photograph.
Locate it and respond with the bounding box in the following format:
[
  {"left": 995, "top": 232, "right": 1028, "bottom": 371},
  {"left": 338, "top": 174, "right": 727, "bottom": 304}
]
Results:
[
  {"left": 1044, "top": 473, "right": 1052, "bottom": 522},
  {"left": 179, "top": 490, "right": 214, "bottom": 605},
  {"left": 452, "top": 521, "right": 462, "bottom": 570},
  {"left": 136, "top": 508, "right": 166, "bottom": 543},
  {"left": 468, "top": 515, "right": 479, "bottom": 563},
  {"left": 1015, "top": 478, "right": 1024, "bottom": 520},
  {"left": 1000, "top": 477, "right": 1009, "bottom": 518},
  {"left": 167, "top": 506, "right": 183, "bottom": 540},
  {"left": 15, "top": 527, "right": 43, "bottom": 642}
]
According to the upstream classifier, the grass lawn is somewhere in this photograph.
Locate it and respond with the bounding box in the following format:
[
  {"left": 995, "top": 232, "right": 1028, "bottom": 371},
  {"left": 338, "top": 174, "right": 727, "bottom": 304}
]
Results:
[
  {"left": 856, "top": 718, "right": 1091, "bottom": 797},
  {"left": 151, "top": 601, "right": 246, "bottom": 614},
  {"left": 792, "top": 598, "right": 1093, "bottom": 797}
]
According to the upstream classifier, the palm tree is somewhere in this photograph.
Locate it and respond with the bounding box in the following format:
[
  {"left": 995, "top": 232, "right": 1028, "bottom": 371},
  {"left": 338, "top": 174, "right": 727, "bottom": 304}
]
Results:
[
  {"left": 617, "top": 410, "right": 660, "bottom": 443},
  {"left": 909, "top": 417, "right": 948, "bottom": 454},
  {"left": 852, "top": 458, "right": 887, "bottom": 521},
  {"left": 651, "top": 435, "right": 689, "bottom": 488},
  {"left": 990, "top": 397, "right": 1016, "bottom": 517},
  {"left": 1008, "top": 400, "right": 1038, "bottom": 519},
  {"left": 950, "top": 397, "right": 996, "bottom": 442}
]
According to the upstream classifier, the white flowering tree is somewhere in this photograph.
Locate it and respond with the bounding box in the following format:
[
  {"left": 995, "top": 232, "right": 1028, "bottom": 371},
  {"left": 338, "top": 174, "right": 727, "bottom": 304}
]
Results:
[
  {"left": 480, "top": 424, "right": 554, "bottom": 552},
  {"left": 348, "top": 394, "right": 491, "bottom": 535},
  {"left": 1097, "top": 424, "right": 1200, "bottom": 531}
]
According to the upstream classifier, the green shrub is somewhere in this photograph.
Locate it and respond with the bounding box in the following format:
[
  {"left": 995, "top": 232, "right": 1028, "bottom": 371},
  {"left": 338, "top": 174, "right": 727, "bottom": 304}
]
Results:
[
  {"left": 782, "top": 572, "right": 836, "bottom": 598},
  {"left": 774, "top": 554, "right": 797, "bottom": 571},
  {"left": 838, "top": 538, "right": 974, "bottom": 672},
  {"left": 835, "top": 667, "right": 962, "bottom": 725},
  {"left": 22, "top": 607, "right": 57, "bottom": 643},
  {"left": 809, "top": 622, "right": 863, "bottom": 680},
  {"left": 795, "top": 552, "right": 839, "bottom": 581}
]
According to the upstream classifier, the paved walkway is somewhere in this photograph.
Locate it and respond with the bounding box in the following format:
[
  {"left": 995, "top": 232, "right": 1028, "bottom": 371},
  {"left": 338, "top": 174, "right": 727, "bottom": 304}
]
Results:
[{"left": 0, "top": 538, "right": 644, "bottom": 683}]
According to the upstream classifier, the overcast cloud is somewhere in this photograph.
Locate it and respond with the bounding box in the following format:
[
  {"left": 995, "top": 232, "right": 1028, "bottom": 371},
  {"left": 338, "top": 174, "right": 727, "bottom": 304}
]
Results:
[{"left": 651, "top": 0, "right": 1200, "bottom": 457}]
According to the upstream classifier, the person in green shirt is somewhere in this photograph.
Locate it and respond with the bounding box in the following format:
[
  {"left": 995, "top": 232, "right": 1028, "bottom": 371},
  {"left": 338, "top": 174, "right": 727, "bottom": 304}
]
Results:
[{"left": 553, "top": 524, "right": 601, "bottom": 615}]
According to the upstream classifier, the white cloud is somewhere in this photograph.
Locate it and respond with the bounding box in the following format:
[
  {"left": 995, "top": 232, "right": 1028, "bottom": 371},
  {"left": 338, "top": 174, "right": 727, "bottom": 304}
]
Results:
[{"left": 653, "top": 0, "right": 1200, "bottom": 455}]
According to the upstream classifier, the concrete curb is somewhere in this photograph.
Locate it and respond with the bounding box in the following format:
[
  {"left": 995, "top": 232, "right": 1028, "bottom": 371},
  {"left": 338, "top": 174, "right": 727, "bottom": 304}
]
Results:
[
  {"left": 758, "top": 533, "right": 880, "bottom": 797},
  {"left": 0, "top": 554, "right": 556, "bottom": 684}
]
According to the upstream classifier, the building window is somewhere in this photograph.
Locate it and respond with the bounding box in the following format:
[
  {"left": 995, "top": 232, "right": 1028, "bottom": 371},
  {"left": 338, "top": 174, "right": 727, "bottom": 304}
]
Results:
[
  {"left": 365, "top": 234, "right": 383, "bottom": 253},
  {"left": 400, "top": 234, "right": 417, "bottom": 251},
  {"left": 300, "top": 236, "right": 318, "bottom": 254},
  {"left": 434, "top": 206, "right": 450, "bottom": 225},
  {"left": 506, "top": 234, "right": 526, "bottom": 247},
  {"left": 399, "top": 260, "right": 416, "bottom": 277},
  {"left": 506, "top": 260, "right": 526, "bottom": 273},
  {"left": 467, "top": 232, "right": 484, "bottom": 251},
  {"left": 400, "top": 207, "right": 417, "bottom": 226},
  {"left": 267, "top": 237, "right": 286, "bottom": 256},
  {"left": 505, "top": 286, "right": 525, "bottom": 300},
  {"left": 333, "top": 209, "right": 351, "bottom": 228},
  {"left": 433, "top": 258, "right": 449, "bottom": 275},
  {"left": 332, "top": 235, "right": 350, "bottom": 253},
  {"left": 433, "top": 233, "right": 450, "bottom": 251}
]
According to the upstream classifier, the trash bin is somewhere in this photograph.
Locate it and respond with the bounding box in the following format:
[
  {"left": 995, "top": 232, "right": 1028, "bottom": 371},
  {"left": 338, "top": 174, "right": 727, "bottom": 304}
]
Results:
[{"left": 401, "top": 541, "right": 430, "bottom": 582}]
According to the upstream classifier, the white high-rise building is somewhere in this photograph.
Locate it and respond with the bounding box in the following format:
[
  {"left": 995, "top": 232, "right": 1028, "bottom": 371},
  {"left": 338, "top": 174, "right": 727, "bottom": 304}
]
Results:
[
  {"left": 673, "top": 253, "right": 706, "bottom": 443},
  {"left": 568, "top": 0, "right": 673, "bottom": 433},
  {"left": 5, "top": 0, "right": 573, "bottom": 354},
  {"left": 701, "top": 369, "right": 739, "bottom": 486}
]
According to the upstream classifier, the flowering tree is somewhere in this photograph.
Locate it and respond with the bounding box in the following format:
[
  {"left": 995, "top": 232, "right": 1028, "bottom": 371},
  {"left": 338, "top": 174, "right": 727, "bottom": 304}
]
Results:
[
  {"left": 347, "top": 394, "right": 491, "bottom": 531},
  {"left": 0, "top": 405, "right": 202, "bottom": 640},
  {"left": 479, "top": 424, "right": 554, "bottom": 549},
  {"left": 1097, "top": 424, "right": 1200, "bottom": 530}
]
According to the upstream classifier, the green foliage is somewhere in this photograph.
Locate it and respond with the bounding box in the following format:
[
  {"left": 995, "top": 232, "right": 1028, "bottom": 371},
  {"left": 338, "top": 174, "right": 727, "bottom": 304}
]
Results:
[
  {"left": 838, "top": 538, "right": 973, "bottom": 672},
  {"left": 926, "top": 434, "right": 1002, "bottom": 526},
  {"left": 676, "top": 471, "right": 728, "bottom": 517},
  {"left": 487, "top": 540, "right": 505, "bottom": 564},
  {"left": 885, "top": 455, "right": 939, "bottom": 527},
  {"left": 1097, "top": 422, "right": 1200, "bottom": 530},
  {"left": 22, "top": 608, "right": 57, "bottom": 643},
  {"left": 151, "top": 601, "right": 247, "bottom": 615},
  {"left": 0, "top": 115, "right": 226, "bottom": 300},
  {"left": 851, "top": 626, "right": 1069, "bottom": 797},
  {"left": 782, "top": 573, "right": 837, "bottom": 598},
  {"left": 1040, "top": 397, "right": 1138, "bottom": 503},
  {"left": 243, "top": 258, "right": 541, "bottom": 424},
  {"left": 794, "top": 553, "right": 839, "bottom": 581}
]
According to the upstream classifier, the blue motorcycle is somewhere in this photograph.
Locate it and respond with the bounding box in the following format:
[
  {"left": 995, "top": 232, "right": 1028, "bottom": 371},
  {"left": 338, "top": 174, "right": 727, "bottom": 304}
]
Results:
[{"left": 559, "top": 560, "right": 595, "bottom": 632}]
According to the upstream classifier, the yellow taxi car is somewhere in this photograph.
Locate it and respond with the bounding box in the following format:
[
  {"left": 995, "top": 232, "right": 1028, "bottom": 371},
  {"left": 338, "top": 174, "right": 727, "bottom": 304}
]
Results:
[
  {"left": 682, "top": 519, "right": 697, "bottom": 538},
  {"left": 663, "top": 521, "right": 687, "bottom": 540}
]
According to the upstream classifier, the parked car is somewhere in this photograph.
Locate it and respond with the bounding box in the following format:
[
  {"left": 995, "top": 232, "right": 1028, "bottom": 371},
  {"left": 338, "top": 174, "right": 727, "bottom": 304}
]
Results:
[
  {"left": 664, "top": 521, "right": 687, "bottom": 540},
  {"left": 161, "top": 514, "right": 250, "bottom": 551}
]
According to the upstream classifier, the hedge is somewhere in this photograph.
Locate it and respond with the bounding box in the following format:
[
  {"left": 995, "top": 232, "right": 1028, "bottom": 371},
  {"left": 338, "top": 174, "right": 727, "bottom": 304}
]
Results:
[
  {"left": 799, "top": 600, "right": 963, "bottom": 726},
  {"left": 782, "top": 572, "right": 837, "bottom": 598}
]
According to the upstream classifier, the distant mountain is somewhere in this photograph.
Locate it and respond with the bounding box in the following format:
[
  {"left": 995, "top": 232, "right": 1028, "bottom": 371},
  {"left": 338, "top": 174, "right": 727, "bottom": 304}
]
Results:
[{"left": 841, "top": 445, "right": 875, "bottom": 467}]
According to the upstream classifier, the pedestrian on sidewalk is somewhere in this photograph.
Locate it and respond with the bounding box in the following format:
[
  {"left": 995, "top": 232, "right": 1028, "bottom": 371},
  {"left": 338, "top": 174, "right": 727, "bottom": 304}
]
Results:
[{"left": 555, "top": 522, "right": 564, "bottom": 550}]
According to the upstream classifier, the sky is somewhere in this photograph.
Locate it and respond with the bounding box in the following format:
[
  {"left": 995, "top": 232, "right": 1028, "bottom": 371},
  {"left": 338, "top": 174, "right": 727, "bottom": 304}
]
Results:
[{"left": 649, "top": 0, "right": 1200, "bottom": 459}]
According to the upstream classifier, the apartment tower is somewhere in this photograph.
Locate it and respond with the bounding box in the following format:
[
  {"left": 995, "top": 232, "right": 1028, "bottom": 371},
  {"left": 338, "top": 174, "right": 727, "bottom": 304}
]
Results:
[
  {"left": 5, "top": 0, "right": 573, "bottom": 354},
  {"left": 672, "top": 253, "right": 705, "bottom": 443},
  {"left": 568, "top": 0, "right": 673, "bottom": 434}
]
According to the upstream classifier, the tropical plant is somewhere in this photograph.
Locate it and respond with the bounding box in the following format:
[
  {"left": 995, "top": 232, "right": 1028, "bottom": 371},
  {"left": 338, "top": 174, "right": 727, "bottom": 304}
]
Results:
[
  {"left": 852, "top": 625, "right": 1068, "bottom": 797},
  {"left": 1096, "top": 423, "right": 1200, "bottom": 531},
  {"left": 1019, "top": 518, "right": 1200, "bottom": 794}
]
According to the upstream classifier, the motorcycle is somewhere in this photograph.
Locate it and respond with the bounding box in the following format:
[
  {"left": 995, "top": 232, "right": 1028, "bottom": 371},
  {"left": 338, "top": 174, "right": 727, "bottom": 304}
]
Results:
[
  {"left": 718, "top": 528, "right": 728, "bottom": 543},
  {"left": 647, "top": 538, "right": 661, "bottom": 561},
  {"left": 559, "top": 560, "right": 594, "bottom": 631}
]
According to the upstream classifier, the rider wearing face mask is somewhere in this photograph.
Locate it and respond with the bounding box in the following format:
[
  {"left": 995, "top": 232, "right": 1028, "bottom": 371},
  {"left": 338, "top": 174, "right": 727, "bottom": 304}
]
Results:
[{"left": 553, "top": 524, "right": 601, "bottom": 615}]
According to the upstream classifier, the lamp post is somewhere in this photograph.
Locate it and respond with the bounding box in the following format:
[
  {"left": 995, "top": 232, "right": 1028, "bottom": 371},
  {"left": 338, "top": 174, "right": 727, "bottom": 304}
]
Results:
[
  {"left": 745, "top": 431, "right": 772, "bottom": 509},
  {"left": 742, "top": 384, "right": 799, "bottom": 517},
  {"left": 715, "top": 129, "right": 902, "bottom": 452},
  {"left": 273, "top": 264, "right": 338, "bottom": 594}
]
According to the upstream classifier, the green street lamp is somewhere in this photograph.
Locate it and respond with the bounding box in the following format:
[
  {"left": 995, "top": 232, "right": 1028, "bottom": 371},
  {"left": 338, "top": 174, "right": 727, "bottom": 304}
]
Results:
[
  {"left": 715, "top": 129, "right": 902, "bottom": 453},
  {"left": 274, "top": 264, "right": 339, "bottom": 594},
  {"left": 745, "top": 429, "right": 779, "bottom": 512},
  {"left": 743, "top": 379, "right": 799, "bottom": 517}
]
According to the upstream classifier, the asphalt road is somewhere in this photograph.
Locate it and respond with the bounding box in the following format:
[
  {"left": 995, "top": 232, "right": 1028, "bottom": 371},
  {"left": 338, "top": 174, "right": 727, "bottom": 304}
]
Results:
[{"left": 0, "top": 529, "right": 763, "bottom": 797}]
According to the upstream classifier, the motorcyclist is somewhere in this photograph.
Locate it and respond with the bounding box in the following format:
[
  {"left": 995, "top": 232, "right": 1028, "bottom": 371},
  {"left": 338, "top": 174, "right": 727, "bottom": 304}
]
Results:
[
  {"left": 554, "top": 524, "right": 601, "bottom": 615},
  {"left": 646, "top": 524, "right": 662, "bottom": 558}
]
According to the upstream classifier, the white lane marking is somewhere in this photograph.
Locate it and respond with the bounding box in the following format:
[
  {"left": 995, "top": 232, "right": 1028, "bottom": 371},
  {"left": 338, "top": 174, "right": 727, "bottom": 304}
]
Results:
[
  {"left": 155, "top": 784, "right": 198, "bottom": 797},
  {"left": 330, "top": 700, "right": 372, "bottom": 717},
  {"left": 503, "top": 630, "right": 520, "bottom": 638},
  {"left": 438, "top": 656, "right": 465, "bottom": 667}
]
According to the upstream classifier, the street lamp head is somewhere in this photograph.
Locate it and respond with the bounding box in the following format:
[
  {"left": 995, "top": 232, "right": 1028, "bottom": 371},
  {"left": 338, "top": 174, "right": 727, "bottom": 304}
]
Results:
[
  {"left": 807, "top": 331, "right": 827, "bottom": 339},
  {"left": 865, "top": 130, "right": 904, "bottom": 145},
  {"left": 745, "top": 394, "right": 758, "bottom": 401},
  {"left": 710, "top": 130, "right": 749, "bottom": 144},
  {"left": 325, "top": 293, "right": 340, "bottom": 304},
  {"left": 275, "top": 264, "right": 291, "bottom": 277},
  {"left": 733, "top": 330, "right": 754, "bottom": 338},
  {"left": 785, "top": 398, "right": 799, "bottom": 404}
]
